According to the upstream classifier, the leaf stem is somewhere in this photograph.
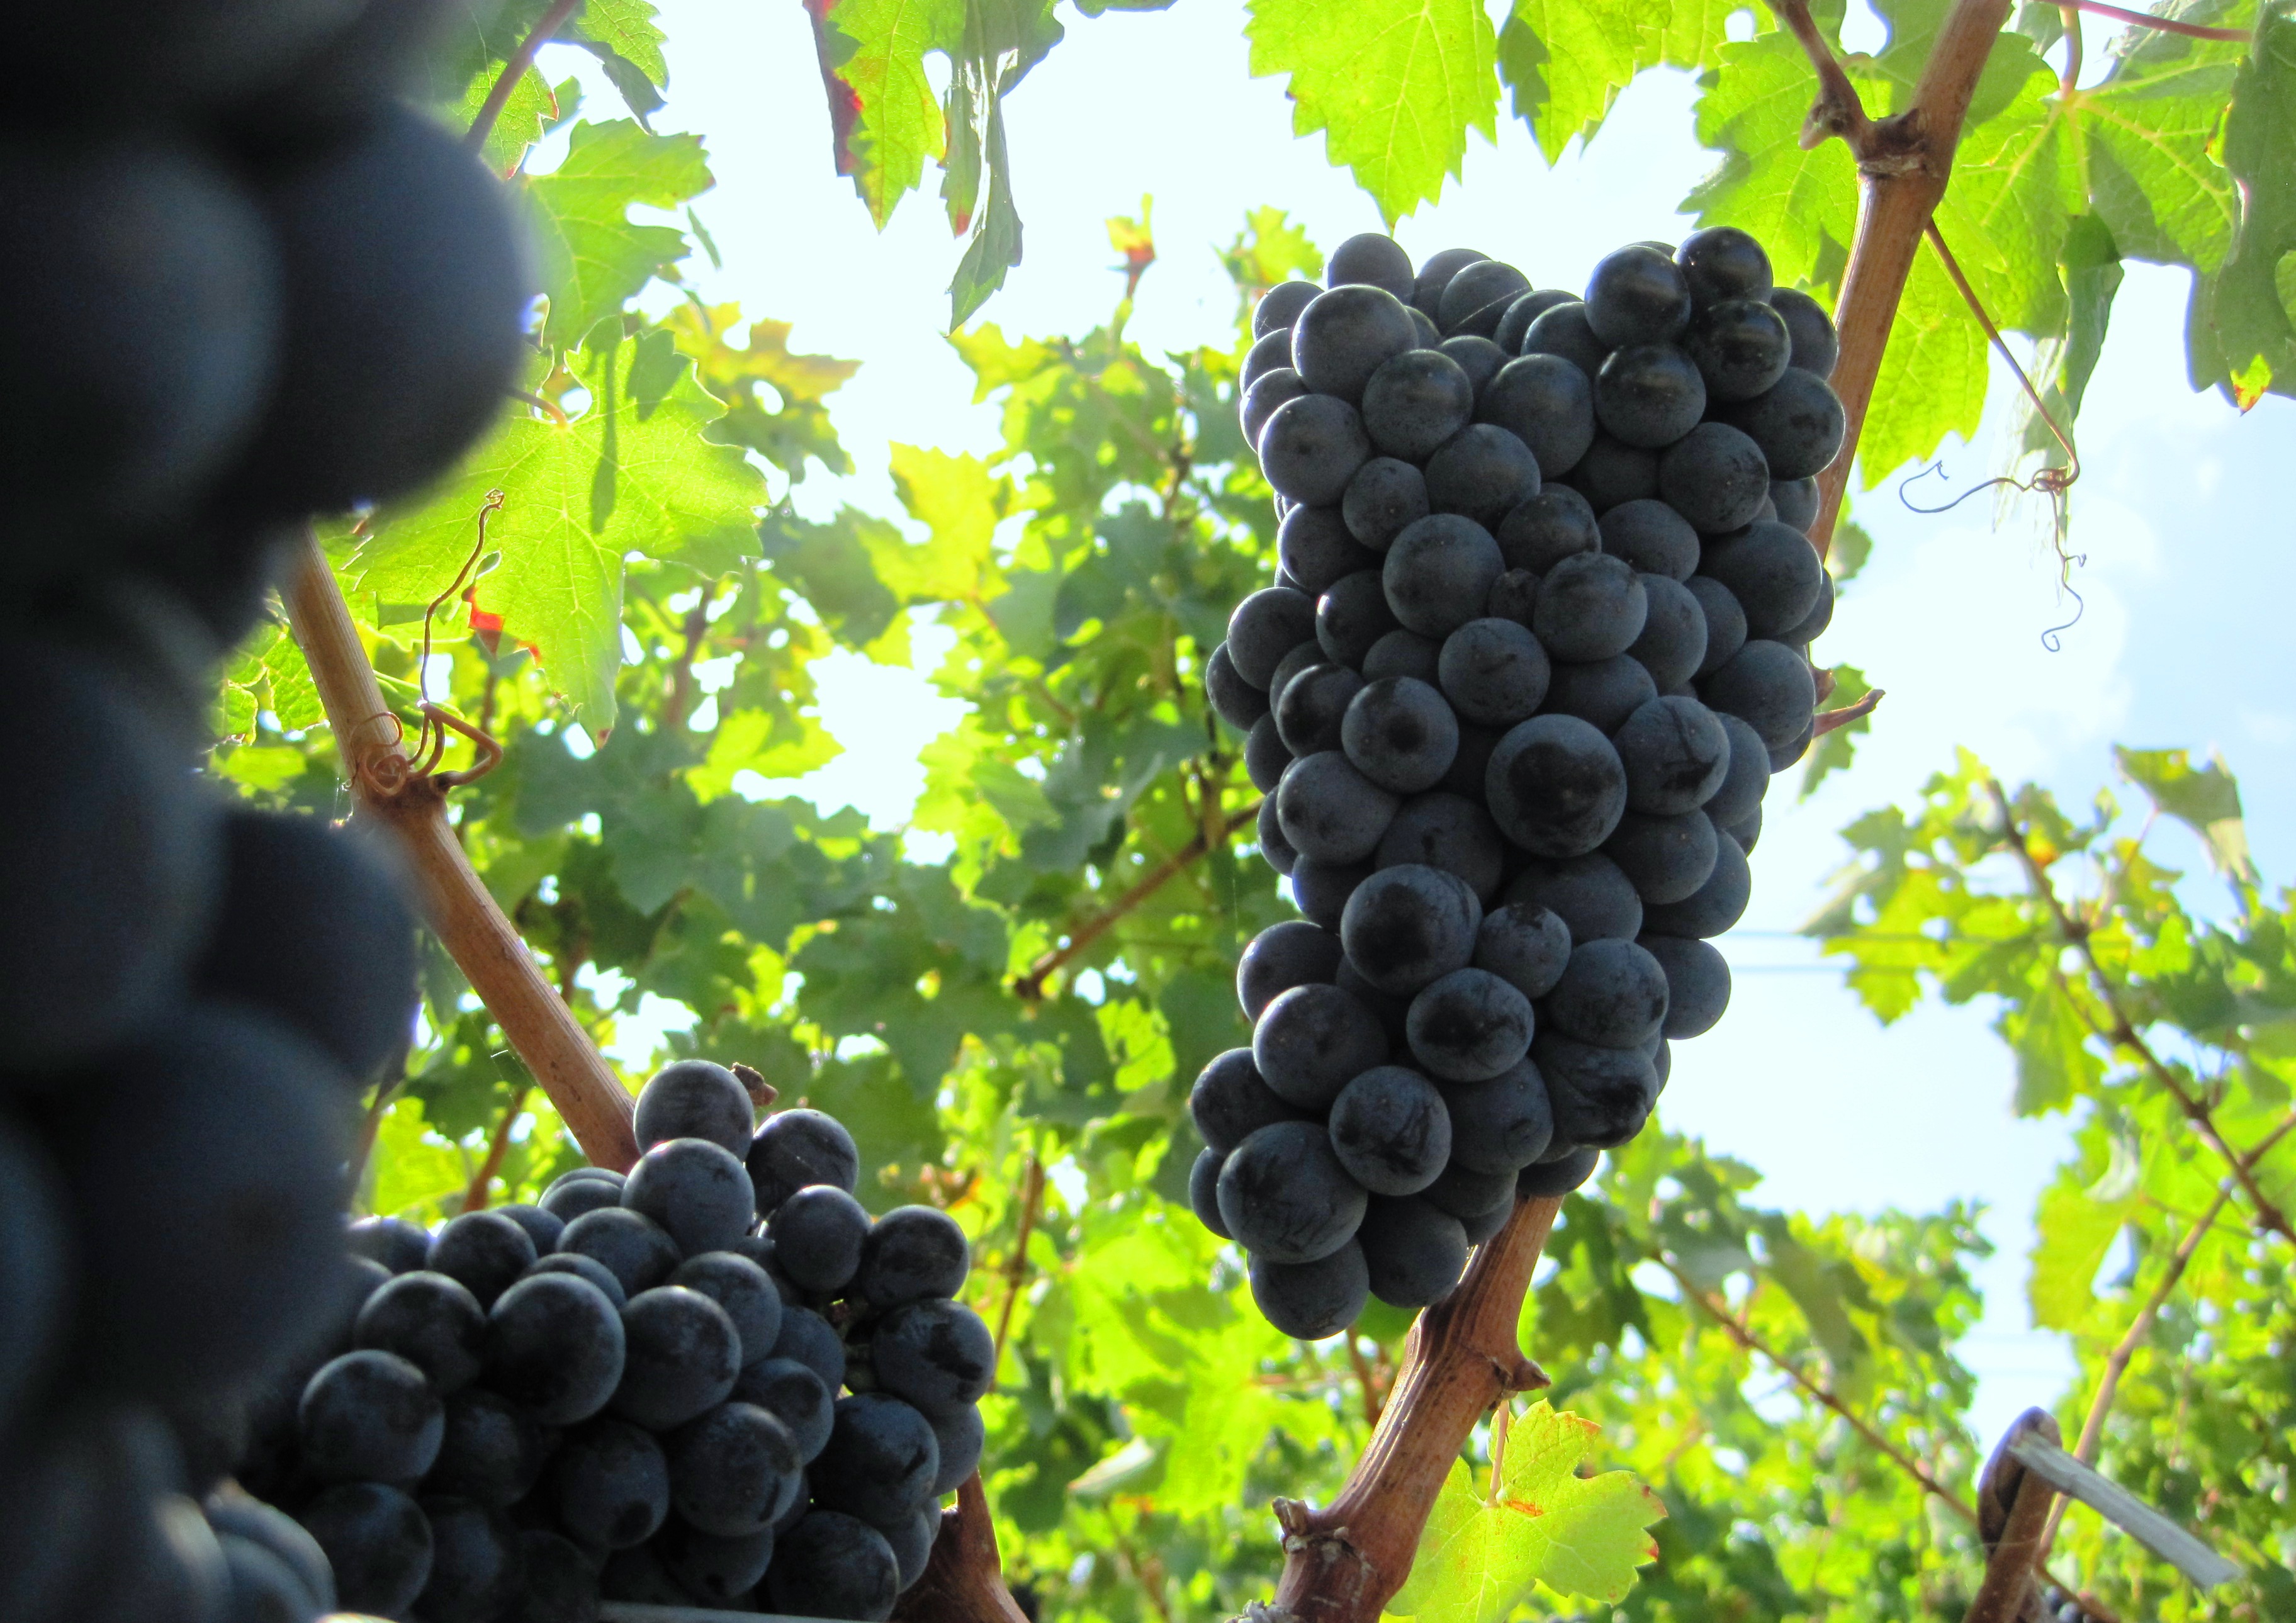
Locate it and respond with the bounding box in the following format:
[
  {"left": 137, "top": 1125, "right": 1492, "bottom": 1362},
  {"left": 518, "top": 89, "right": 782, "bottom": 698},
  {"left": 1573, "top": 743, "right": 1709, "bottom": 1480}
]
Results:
[
  {"left": 2062, "top": 0, "right": 2249, "bottom": 38},
  {"left": 1983, "top": 777, "right": 2296, "bottom": 1244},
  {"left": 467, "top": 0, "right": 585, "bottom": 153},
  {"left": 990, "top": 1155, "right": 1045, "bottom": 1366},
  {"left": 462, "top": 1083, "right": 531, "bottom": 1211}
]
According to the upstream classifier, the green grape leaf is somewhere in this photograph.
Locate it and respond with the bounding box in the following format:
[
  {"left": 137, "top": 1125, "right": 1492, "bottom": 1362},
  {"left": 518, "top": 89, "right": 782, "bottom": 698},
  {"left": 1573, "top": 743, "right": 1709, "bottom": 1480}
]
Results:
[
  {"left": 1218, "top": 205, "right": 1324, "bottom": 301},
  {"left": 667, "top": 303, "right": 860, "bottom": 481},
  {"left": 2029, "top": 1169, "right": 2138, "bottom": 1328},
  {"left": 1246, "top": 0, "right": 1499, "bottom": 222},
  {"left": 950, "top": 97, "right": 1023, "bottom": 325},
  {"left": 2192, "top": 6, "right": 2296, "bottom": 402},
  {"left": 352, "top": 335, "right": 767, "bottom": 736},
  {"left": 825, "top": 0, "right": 961, "bottom": 227},
  {"left": 570, "top": 0, "right": 670, "bottom": 89},
  {"left": 2115, "top": 746, "right": 2256, "bottom": 882},
  {"left": 1499, "top": 0, "right": 1737, "bottom": 163},
  {"left": 459, "top": 67, "right": 573, "bottom": 172},
  {"left": 1388, "top": 1403, "right": 1663, "bottom": 1619},
  {"left": 526, "top": 120, "right": 714, "bottom": 352}
]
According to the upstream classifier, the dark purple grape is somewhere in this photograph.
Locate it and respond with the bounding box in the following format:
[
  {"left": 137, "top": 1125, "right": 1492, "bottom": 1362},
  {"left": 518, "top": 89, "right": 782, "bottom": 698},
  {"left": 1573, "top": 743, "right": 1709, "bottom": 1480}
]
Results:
[
  {"left": 1495, "top": 484, "right": 1599, "bottom": 573},
  {"left": 1640, "top": 933, "right": 1731, "bottom": 1038},
  {"left": 1339, "top": 862, "right": 1482, "bottom": 996},
  {"left": 1356, "top": 1196, "right": 1469, "bottom": 1306},
  {"left": 1439, "top": 259, "right": 1531, "bottom": 337},
  {"left": 1218, "top": 1122, "right": 1369, "bottom": 1264},
  {"left": 1238, "top": 919, "right": 1344, "bottom": 1020},
  {"left": 300, "top": 1350, "right": 442, "bottom": 1484},
  {"left": 1780, "top": 568, "right": 1835, "bottom": 646},
  {"left": 612, "top": 1288, "right": 742, "bottom": 1432},
  {"left": 1251, "top": 984, "right": 1390, "bottom": 1112},
  {"left": 1384, "top": 514, "right": 1505, "bottom": 639},
  {"left": 1485, "top": 716, "right": 1628, "bottom": 858},
  {"left": 1411, "top": 247, "right": 1488, "bottom": 317},
  {"left": 1441, "top": 1057, "right": 1555, "bottom": 1174},
  {"left": 485, "top": 1271, "right": 627, "bottom": 1425},
  {"left": 428, "top": 1210, "right": 537, "bottom": 1310},
  {"left": 551, "top": 1417, "right": 670, "bottom": 1549},
  {"left": 1247, "top": 1241, "right": 1371, "bottom": 1340},
  {"left": 298, "top": 1482, "right": 433, "bottom": 1617},
  {"left": 1534, "top": 1033, "right": 1660, "bottom": 1148},
  {"left": 1439, "top": 334, "right": 1508, "bottom": 394},
  {"left": 1256, "top": 794, "right": 1299, "bottom": 877},
  {"left": 770, "top": 1308, "right": 847, "bottom": 1393},
  {"left": 812, "top": 1394, "right": 940, "bottom": 1527},
  {"left": 1458, "top": 1189, "right": 1517, "bottom": 1245},
  {"left": 1642, "top": 823, "right": 1752, "bottom": 938},
  {"left": 767, "top": 1185, "right": 871, "bottom": 1296},
  {"left": 1191, "top": 1048, "right": 1306, "bottom": 1155},
  {"left": 1613, "top": 695, "right": 1730, "bottom": 815},
  {"left": 539, "top": 1171, "right": 624, "bottom": 1227},
  {"left": 1699, "top": 639, "right": 1815, "bottom": 749},
  {"left": 733, "top": 1355, "right": 836, "bottom": 1464},
  {"left": 1477, "top": 353, "right": 1594, "bottom": 478},
  {"left": 1521, "top": 301, "right": 1609, "bottom": 379},
  {"left": 1769, "top": 286, "right": 1839, "bottom": 377},
  {"left": 1699, "top": 519, "right": 1823, "bottom": 639},
  {"left": 658, "top": 1517, "right": 775, "bottom": 1606},
  {"left": 1275, "top": 663, "right": 1365, "bottom": 757},
  {"left": 1244, "top": 327, "right": 1296, "bottom": 390},
  {"left": 1293, "top": 284, "right": 1422, "bottom": 402},
  {"left": 1424, "top": 424, "right": 1541, "bottom": 532},
  {"left": 1290, "top": 858, "right": 1371, "bottom": 931},
  {"left": 556, "top": 1207, "right": 681, "bottom": 1301},
  {"left": 1485, "top": 568, "right": 1539, "bottom": 628},
  {"left": 428, "top": 1387, "right": 557, "bottom": 1508},
  {"left": 747, "top": 1108, "right": 860, "bottom": 1215},
  {"left": 1342, "top": 456, "right": 1431, "bottom": 551},
  {"left": 1422, "top": 1161, "right": 1515, "bottom": 1222},
  {"left": 1375, "top": 790, "right": 1505, "bottom": 904},
  {"left": 1584, "top": 245, "right": 1691, "bottom": 347},
  {"left": 1533, "top": 553, "right": 1646, "bottom": 661},
  {"left": 1677, "top": 227, "right": 1772, "bottom": 307},
  {"left": 765, "top": 1511, "right": 899, "bottom": 1620},
  {"left": 1342, "top": 677, "right": 1461, "bottom": 795},
  {"left": 665, "top": 1400, "right": 801, "bottom": 1536},
  {"left": 348, "top": 1215, "right": 434, "bottom": 1276},
  {"left": 1517, "top": 1147, "right": 1601, "bottom": 1197},
  {"left": 1504, "top": 853, "right": 1642, "bottom": 942},
  {"left": 1626, "top": 575, "right": 1711, "bottom": 690},
  {"left": 1363, "top": 628, "right": 1441, "bottom": 683},
  {"left": 1227, "top": 586, "right": 1320, "bottom": 688},
  {"left": 1327, "top": 234, "right": 1415, "bottom": 301},
  {"left": 1686, "top": 575, "right": 1748, "bottom": 677},
  {"left": 670, "top": 1252, "right": 784, "bottom": 1367},
  {"left": 1405, "top": 968, "right": 1534, "bottom": 1082},
  {"left": 1568, "top": 431, "right": 1659, "bottom": 512},
  {"left": 1597, "top": 498, "right": 1700, "bottom": 580},
  {"left": 1280, "top": 504, "right": 1380, "bottom": 594},
  {"left": 1244, "top": 366, "right": 1312, "bottom": 451},
  {"left": 1327, "top": 1065, "right": 1451, "bottom": 1196},
  {"left": 1317, "top": 568, "right": 1403, "bottom": 669},
  {"left": 1493, "top": 288, "right": 1577, "bottom": 352},
  {"left": 1246, "top": 713, "right": 1292, "bottom": 793},
  {"left": 1474, "top": 902, "right": 1570, "bottom": 1001},
  {"left": 1545, "top": 939, "right": 1672, "bottom": 1050},
  {"left": 1360, "top": 348, "right": 1474, "bottom": 461},
  {"left": 634, "top": 1060, "right": 755, "bottom": 1159},
  {"left": 354, "top": 1269, "right": 484, "bottom": 1394},
  {"left": 1684, "top": 298, "right": 1791, "bottom": 403},
  {"left": 1256, "top": 279, "right": 1322, "bottom": 337},
  {"left": 1594, "top": 344, "right": 1706, "bottom": 448},
  {"left": 1718, "top": 369, "right": 1845, "bottom": 480},
  {"left": 1770, "top": 475, "right": 1820, "bottom": 531},
  {"left": 1703, "top": 712, "right": 1771, "bottom": 828},
  {"left": 872, "top": 1298, "right": 997, "bottom": 1415},
  {"left": 1606, "top": 808, "right": 1719, "bottom": 904},
  {"left": 1276, "top": 750, "right": 1398, "bottom": 865}
]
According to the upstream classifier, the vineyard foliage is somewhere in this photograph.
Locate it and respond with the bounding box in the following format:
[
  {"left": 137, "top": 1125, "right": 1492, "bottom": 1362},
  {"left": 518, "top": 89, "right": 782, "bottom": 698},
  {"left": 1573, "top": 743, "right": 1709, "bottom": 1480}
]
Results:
[{"left": 202, "top": 0, "right": 2296, "bottom": 1616}]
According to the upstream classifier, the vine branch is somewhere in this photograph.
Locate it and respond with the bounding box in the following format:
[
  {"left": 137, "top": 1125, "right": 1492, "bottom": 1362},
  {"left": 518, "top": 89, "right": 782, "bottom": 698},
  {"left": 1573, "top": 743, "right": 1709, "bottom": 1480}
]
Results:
[
  {"left": 1985, "top": 777, "right": 2296, "bottom": 1244},
  {"left": 281, "top": 533, "right": 639, "bottom": 1171},
  {"left": 467, "top": 0, "right": 585, "bottom": 153}
]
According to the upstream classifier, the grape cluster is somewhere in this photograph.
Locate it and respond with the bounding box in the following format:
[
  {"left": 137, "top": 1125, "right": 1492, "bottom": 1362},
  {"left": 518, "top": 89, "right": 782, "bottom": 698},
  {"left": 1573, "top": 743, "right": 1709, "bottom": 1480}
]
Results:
[
  {"left": 228, "top": 1061, "right": 988, "bottom": 1622},
  {"left": 0, "top": 6, "right": 537, "bottom": 1620},
  {"left": 1195, "top": 231, "right": 1840, "bottom": 1337}
]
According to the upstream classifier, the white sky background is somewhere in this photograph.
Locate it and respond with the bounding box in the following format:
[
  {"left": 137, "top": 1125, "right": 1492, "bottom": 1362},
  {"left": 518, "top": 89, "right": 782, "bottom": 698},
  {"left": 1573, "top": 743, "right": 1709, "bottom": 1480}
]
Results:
[{"left": 542, "top": 0, "right": 2296, "bottom": 1457}]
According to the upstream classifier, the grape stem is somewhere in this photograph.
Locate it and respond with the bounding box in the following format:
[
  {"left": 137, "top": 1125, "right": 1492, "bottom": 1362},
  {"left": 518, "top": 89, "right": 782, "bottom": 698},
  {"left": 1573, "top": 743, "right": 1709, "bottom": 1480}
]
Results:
[
  {"left": 466, "top": 0, "right": 585, "bottom": 154},
  {"left": 280, "top": 532, "right": 641, "bottom": 1171},
  {"left": 889, "top": 1472, "right": 1032, "bottom": 1623}
]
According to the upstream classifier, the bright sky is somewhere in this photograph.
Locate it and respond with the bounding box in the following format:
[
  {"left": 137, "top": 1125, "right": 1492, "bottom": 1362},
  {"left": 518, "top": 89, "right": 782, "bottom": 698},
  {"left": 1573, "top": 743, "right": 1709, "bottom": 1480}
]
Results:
[{"left": 543, "top": 0, "right": 2295, "bottom": 1456}]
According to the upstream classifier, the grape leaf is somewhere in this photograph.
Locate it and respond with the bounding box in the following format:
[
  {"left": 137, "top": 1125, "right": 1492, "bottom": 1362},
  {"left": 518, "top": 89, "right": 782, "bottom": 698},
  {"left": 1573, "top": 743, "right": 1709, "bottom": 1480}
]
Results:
[
  {"left": 826, "top": 0, "right": 961, "bottom": 228},
  {"left": 351, "top": 335, "right": 767, "bottom": 735},
  {"left": 570, "top": 0, "right": 670, "bottom": 89},
  {"left": 1497, "top": 0, "right": 1738, "bottom": 163},
  {"left": 2115, "top": 746, "right": 2256, "bottom": 882},
  {"left": 1388, "top": 1402, "right": 1663, "bottom": 1620},
  {"left": 665, "top": 303, "right": 860, "bottom": 481},
  {"left": 1246, "top": 0, "right": 1498, "bottom": 222},
  {"left": 2030, "top": 1167, "right": 2138, "bottom": 1328},
  {"left": 2192, "top": 5, "right": 2296, "bottom": 402},
  {"left": 526, "top": 120, "right": 714, "bottom": 351}
]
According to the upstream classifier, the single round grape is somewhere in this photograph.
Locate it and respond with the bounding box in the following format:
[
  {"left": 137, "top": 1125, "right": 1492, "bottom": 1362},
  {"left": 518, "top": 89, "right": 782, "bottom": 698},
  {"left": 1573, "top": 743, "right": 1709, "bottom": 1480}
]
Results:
[
  {"left": 1484, "top": 567, "right": 1539, "bottom": 628},
  {"left": 1439, "top": 259, "right": 1532, "bottom": 337},
  {"left": 1518, "top": 1147, "right": 1602, "bottom": 1198},
  {"left": 1362, "top": 627, "right": 1442, "bottom": 683},
  {"left": 1533, "top": 553, "right": 1647, "bottom": 662},
  {"left": 622, "top": 1137, "right": 755, "bottom": 1261},
  {"left": 1494, "top": 289, "right": 1578, "bottom": 354},
  {"left": 1521, "top": 301, "right": 1611, "bottom": 379},
  {"left": 1217, "top": 1121, "right": 1370, "bottom": 1264},
  {"left": 634, "top": 1060, "right": 755, "bottom": 1159},
  {"left": 192, "top": 808, "right": 417, "bottom": 1079},
  {"left": 1327, "top": 234, "right": 1415, "bottom": 301},
  {"left": 1770, "top": 722, "right": 1816, "bottom": 772},
  {"left": 355, "top": 1269, "right": 485, "bottom": 1394},
  {"left": 1568, "top": 432, "right": 1659, "bottom": 512},
  {"left": 1657, "top": 424, "right": 1769, "bottom": 537},
  {"left": 873, "top": 1298, "right": 997, "bottom": 1415},
  {"left": 300, "top": 1350, "right": 442, "bottom": 1484},
  {"left": 1292, "top": 283, "right": 1421, "bottom": 402},
  {"left": 748, "top": 1108, "right": 861, "bottom": 1215},
  {"left": 1422, "top": 1160, "right": 1516, "bottom": 1221},
  {"left": 767, "top": 1184, "right": 872, "bottom": 1296},
  {"left": 1485, "top": 715, "right": 1628, "bottom": 858},
  {"left": 1424, "top": 424, "right": 1542, "bottom": 532},
  {"left": 1534, "top": 1033, "right": 1660, "bottom": 1148},
  {"left": 1314, "top": 568, "right": 1400, "bottom": 669},
  {"left": 1495, "top": 484, "right": 1600, "bottom": 573},
  {"left": 298, "top": 1482, "right": 433, "bottom": 1617},
  {"left": 1275, "top": 662, "right": 1365, "bottom": 758},
  {"left": 1642, "top": 824, "right": 1753, "bottom": 938},
  {"left": 1342, "top": 456, "right": 1432, "bottom": 551},
  {"left": 1238, "top": 919, "right": 1344, "bottom": 1021},
  {"left": 1701, "top": 519, "right": 1825, "bottom": 639},
  {"left": 1246, "top": 714, "right": 1293, "bottom": 794},
  {"left": 853, "top": 1205, "right": 976, "bottom": 1315},
  {"left": 813, "top": 1393, "right": 941, "bottom": 1528},
  {"left": 539, "top": 1171, "right": 625, "bottom": 1227},
  {"left": 1677, "top": 227, "right": 1772, "bottom": 307},
  {"left": 1475, "top": 902, "right": 1572, "bottom": 1001},
  {"left": 1360, "top": 348, "right": 1475, "bottom": 461},
  {"left": 1243, "top": 327, "right": 1296, "bottom": 391},
  {"left": 1684, "top": 296, "right": 1791, "bottom": 403},
  {"left": 1440, "top": 1057, "right": 1555, "bottom": 1174},
  {"left": 1504, "top": 853, "right": 1643, "bottom": 943},
  {"left": 670, "top": 1252, "right": 784, "bottom": 1367},
  {"left": 348, "top": 1215, "right": 434, "bottom": 1275},
  {"left": 1597, "top": 498, "right": 1700, "bottom": 581},
  {"left": 734, "top": 1354, "right": 836, "bottom": 1464},
  {"left": 1191, "top": 1050, "right": 1305, "bottom": 1159},
  {"left": 551, "top": 1417, "right": 670, "bottom": 1549},
  {"left": 1719, "top": 369, "right": 1846, "bottom": 480},
  {"left": 1770, "top": 475, "right": 1820, "bottom": 531},
  {"left": 664, "top": 1400, "right": 801, "bottom": 1537},
  {"left": 1258, "top": 279, "right": 1323, "bottom": 337},
  {"left": 1375, "top": 791, "right": 1506, "bottom": 904},
  {"left": 1410, "top": 247, "right": 1488, "bottom": 315},
  {"left": 1290, "top": 858, "right": 1371, "bottom": 932},
  {"left": 1384, "top": 514, "right": 1505, "bottom": 639},
  {"left": 1190, "top": 1146, "right": 1232, "bottom": 1238},
  {"left": 1627, "top": 575, "right": 1711, "bottom": 691},
  {"left": 1545, "top": 938, "right": 1672, "bottom": 1050},
  {"left": 1779, "top": 568, "right": 1835, "bottom": 646},
  {"left": 205, "top": 1493, "right": 335, "bottom": 1614},
  {"left": 1342, "top": 677, "right": 1461, "bottom": 795},
  {"left": 1251, "top": 983, "right": 1390, "bottom": 1111},
  {"left": 489, "top": 1203, "right": 565, "bottom": 1259},
  {"left": 428, "top": 1210, "right": 537, "bottom": 1310},
  {"left": 1475, "top": 354, "right": 1594, "bottom": 479},
  {"left": 1356, "top": 1196, "right": 1470, "bottom": 1307},
  {"left": 1249, "top": 1242, "right": 1370, "bottom": 1340},
  {"left": 1228, "top": 589, "right": 1320, "bottom": 695},
  {"left": 1242, "top": 366, "right": 1311, "bottom": 449},
  {"left": 658, "top": 1518, "right": 775, "bottom": 1607},
  {"left": 1406, "top": 968, "right": 1534, "bottom": 1082},
  {"left": 557, "top": 1206, "right": 682, "bottom": 1301},
  {"left": 1613, "top": 695, "right": 1731, "bottom": 816},
  {"left": 1584, "top": 245, "right": 1692, "bottom": 347},
  {"left": 1640, "top": 933, "right": 1731, "bottom": 1038},
  {"left": 1276, "top": 750, "right": 1398, "bottom": 866},
  {"left": 1685, "top": 575, "right": 1749, "bottom": 677},
  {"left": 428, "top": 1387, "right": 558, "bottom": 1509},
  {"left": 1607, "top": 808, "right": 1720, "bottom": 906},
  {"left": 1339, "top": 863, "right": 1483, "bottom": 996},
  {"left": 1702, "top": 712, "right": 1771, "bottom": 829},
  {"left": 219, "top": 105, "right": 532, "bottom": 518},
  {"left": 1280, "top": 504, "right": 1378, "bottom": 595},
  {"left": 1258, "top": 793, "right": 1300, "bottom": 876},
  {"left": 767, "top": 1511, "right": 900, "bottom": 1620},
  {"left": 1700, "top": 639, "right": 1816, "bottom": 749},
  {"left": 770, "top": 1306, "right": 848, "bottom": 1393},
  {"left": 1439, "top": 334, "right": 1509, "bottom": 395},
  {"left": 1327, "top": 1065, "right": 1452, "bottom": 1195},
  {"left": 612, "top": 1288, "right": 743, "bottom": 1432},
  {"left": 486, "top": 1271, "right": 627, "bottom": 1425},
  {"left": 1769, "top": 286, "right": 1839, "bottom": 377},
  {"left": 1594, "top": 344, "right": 1706, "bottom": 448}
]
